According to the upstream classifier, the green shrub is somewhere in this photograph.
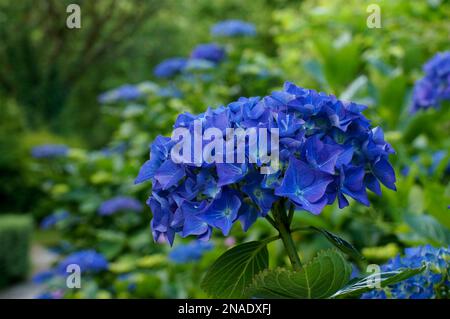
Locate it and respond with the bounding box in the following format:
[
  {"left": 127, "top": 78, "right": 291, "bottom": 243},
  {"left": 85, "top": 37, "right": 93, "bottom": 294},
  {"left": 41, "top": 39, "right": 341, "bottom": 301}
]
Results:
[{"left": 0, "top": 214, "right": 33, "bottom": 288}]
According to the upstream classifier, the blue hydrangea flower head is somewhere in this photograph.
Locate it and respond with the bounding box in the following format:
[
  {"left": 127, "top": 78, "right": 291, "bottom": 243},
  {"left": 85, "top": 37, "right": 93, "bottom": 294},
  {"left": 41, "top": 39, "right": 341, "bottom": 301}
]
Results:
[
  {"left": 31, "top": 144, "right": 69, "bottom": 159},
  {"left": 40, "top": 211, "right": 70, "bottom": 229},
  {"left": 211, "top": 20, "right": 256, "bottom": 37},
  {"left": 98, "top": 196, "right": 143, "bottom": 216},
  {"left": 57, "top": 250, "right": 108, "bottom": 274},
  {"left": 154, "top": 57, "right": 188, "bottom": 78},
  {"left": 98, "top": 84, "right": 142, "bottom": 104},
  {"left": 136, "top": 82, "right": 396, "bottom": 245},
  {"left": 168, "top": 241, "right": 214, "bottom": 264},
  {"left": 190, "top": 43, "right": 226, "bottom": 64},
  {"left": 362, "top": 245, "right": 450, "bottom": 299},
  {"left": 410, "top": 51, "right": 450, "bottom": 113}
]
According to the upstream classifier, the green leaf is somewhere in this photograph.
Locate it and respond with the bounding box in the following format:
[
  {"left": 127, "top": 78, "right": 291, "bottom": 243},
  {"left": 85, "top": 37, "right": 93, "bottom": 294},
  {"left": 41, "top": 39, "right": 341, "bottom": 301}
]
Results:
[
  {"left": 109, "top": 255, "right": 136, "bottom": 273},
  {"left": 331, "top": 265, "right": 426, "bottom": 298},
  {"left": 136, "top": 254, "right": 166, "bottom": 268},
  {"left": 339, "top": 75, "right": 368, "bottom": 101},
  {"left": 201, "top": 241, "right": 269, "bottom": 298},
  {"left": 96, "top": 230, "right": 126, "bottom": 259},
  {"left": 403, "top": 214, "right": 450, "bottom": 246},
  {"left": 424, "top": 183, "right": 450, "bottom": 229},
  {"left": 311, "top": 227, "right": 364, "bottom": 260},
  {"left": 248, "top": 249, "right": 351, "bottom": 299},
  {"left": 304, "top": 59, "right": 330, "bottom": 90}
]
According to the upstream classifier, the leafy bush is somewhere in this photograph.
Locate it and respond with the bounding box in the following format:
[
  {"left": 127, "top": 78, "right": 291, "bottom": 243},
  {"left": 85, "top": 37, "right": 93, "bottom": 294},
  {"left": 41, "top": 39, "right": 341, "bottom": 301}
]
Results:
[{"left": 0, "top": 214, "right": 33, "bottom": 288}]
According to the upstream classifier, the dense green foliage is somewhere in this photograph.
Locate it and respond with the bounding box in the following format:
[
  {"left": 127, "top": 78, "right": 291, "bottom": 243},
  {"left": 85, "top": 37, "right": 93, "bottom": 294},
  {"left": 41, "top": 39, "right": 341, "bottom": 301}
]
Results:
[{"left": 0, "top": 215, "right": 33, "bottom": 288}]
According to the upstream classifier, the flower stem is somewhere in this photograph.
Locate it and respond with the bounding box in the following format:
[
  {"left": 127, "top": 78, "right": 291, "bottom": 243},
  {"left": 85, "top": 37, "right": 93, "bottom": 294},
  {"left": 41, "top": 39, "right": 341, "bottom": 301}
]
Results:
[{"left": 272, "top": 203, "right": 302, "bottom": 271}]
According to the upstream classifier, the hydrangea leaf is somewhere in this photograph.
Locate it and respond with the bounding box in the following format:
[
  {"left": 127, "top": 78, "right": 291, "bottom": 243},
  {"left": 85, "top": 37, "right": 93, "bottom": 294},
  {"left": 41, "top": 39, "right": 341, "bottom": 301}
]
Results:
[
  {"left": 109, "top": 256, "right": 136, "bottom": 273},
  {"left": 201, "top": 241, "right": 269, "bottom": 298},
  {"left": 331, "top": 265, "right": 426, "bottom": 299},
  {"left": 247, "top": 249, "right": 351, "bottom": 298},
  {"left": 311, "top": 227, "right": 364, "bottom": 261},
  {"left": 402, "top": 214, "right": 450, "bottom": 246},
  {"left": 96, "top": 230, "right": 127, "bottom": 259}
]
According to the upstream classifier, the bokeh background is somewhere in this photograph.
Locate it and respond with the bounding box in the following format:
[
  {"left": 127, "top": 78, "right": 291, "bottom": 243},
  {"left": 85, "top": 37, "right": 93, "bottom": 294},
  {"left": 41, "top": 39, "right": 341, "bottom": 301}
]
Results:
[{"left": 0, "top": 0, "right": 448, "bottom": 298}]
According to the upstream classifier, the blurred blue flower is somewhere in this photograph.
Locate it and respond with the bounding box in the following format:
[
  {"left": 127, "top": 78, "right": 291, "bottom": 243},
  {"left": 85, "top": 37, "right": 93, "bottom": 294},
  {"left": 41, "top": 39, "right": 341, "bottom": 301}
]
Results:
[
  {"left": 169, "top": 241, "right": 214, "bottom": 264},
  {"left": 190, "top": 43, "right": 226, "bottom": 64},
  {"left": 32, "top": 270, "right": 56, "bottom": 284},
  {"left": 31, "top": 144, "right": 68, "bottom": 159},
  {"left": 35, "top": 290, "right": 64, "bottom": 299},
  {"left": 211, "top": 20, "right": 256, "bottom": 37},
  {"left": 136, "top": 82, "right": 396, "bottom": 245},
  {"left": 401, "top": 150, "right": 449, "bottom": 177},
  {"left": 362, "top": 245, "right": 450, "bottom": 299},
  {"left": 154, "top": 57, "right": 188, "bottom": 78},
  {"left": 410, "top": 51, "right": 450, "bottom": 113},
  {"left": 98, "top": 84, "right": 142, "bottom": 104},
  {"left": 98, "top": 196, "right": 143, "bottom": 216},
  {"left": 40, "top": 211, "right": 70, "bottom": 229},
  {"left": 57, "top": 250, "right": 108, "bottom": 274}
]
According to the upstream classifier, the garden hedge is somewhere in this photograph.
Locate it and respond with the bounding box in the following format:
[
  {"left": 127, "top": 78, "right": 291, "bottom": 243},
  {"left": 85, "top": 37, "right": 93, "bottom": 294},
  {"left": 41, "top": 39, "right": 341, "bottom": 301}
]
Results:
[{"left": 0, "top": 214, "right": 33, "bottom": 288}]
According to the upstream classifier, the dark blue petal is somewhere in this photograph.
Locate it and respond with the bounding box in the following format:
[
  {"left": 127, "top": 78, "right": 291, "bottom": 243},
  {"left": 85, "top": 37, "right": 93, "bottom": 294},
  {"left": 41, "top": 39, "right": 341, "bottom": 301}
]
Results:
[
  {"left": 154, "top": 160, "right": 185, "bottom": 190},
  {"left": 372, "top": 158, "right": 396, "bottom": 191}
]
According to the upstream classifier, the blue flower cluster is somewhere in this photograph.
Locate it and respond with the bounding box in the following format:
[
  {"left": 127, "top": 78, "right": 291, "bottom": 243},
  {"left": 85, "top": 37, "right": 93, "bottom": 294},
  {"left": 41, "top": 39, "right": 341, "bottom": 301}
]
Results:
[
  {"left": 168, "top": 241, "right": 214, "bottom": 264},
  {"left": 40, "top": 211, "right": 70, "bottom": 229},
  {"left": 31, "top": 144, "right": 69, "bottom": 159},
  {"left": 98, "top": 84, "right": 142, "bottom": 104},
  {"left": 410, "top": 51, "right": 450, "bottom": 113},
  {"left": 136, "top": 82, "right": 396, "bottom": 245},
  {"left": 211, "top": 20, "right": 256, "bottom": 37},
  {"left": 32, "top": 270, "right": 56, "bottom": 284},
  {"left": 153, "top": 20, "right": 255, "bottom": 80},
  {"left": 98, "top": 196, "right": 143, "bottom": 216},
  {"left": 190, "top": 43, "right": 226, "bottom": 64},
  {"left": 57, "top": 250, "right": 109, "bottom": 274},
  {"left": 362, "top": 245, "right": 450, "bottom": 299},
  {"left": 153, "top": 43, "right": 226, "bottom": 80},
  {"left": 32, "top": 250, "right": 108, "bottom": 286},
  {"left": 154, "top": 57, "right": 188, "bottom": 78}
]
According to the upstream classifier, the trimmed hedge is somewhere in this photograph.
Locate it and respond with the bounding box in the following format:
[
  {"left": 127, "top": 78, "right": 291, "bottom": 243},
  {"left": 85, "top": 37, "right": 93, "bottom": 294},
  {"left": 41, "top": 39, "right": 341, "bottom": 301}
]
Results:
[{"left": 0, "top": 214, "right": 33, "bottom": 288}]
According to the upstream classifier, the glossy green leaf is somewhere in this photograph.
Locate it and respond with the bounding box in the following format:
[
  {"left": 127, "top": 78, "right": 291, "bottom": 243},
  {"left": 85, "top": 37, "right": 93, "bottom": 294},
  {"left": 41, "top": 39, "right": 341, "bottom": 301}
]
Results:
[
  {"left": 312, "top": 227, "right": 364, "bottom": 260},
  {"left": 248, "top": 249, "right": 351, "bottom": 298},
  {"left": 201, "top": 241, "right": 269, "bottom": 298},
  {"left": 403, "top": 214, "right": 450, "bottom": 246},
  {"left": 331, "top": 265, "right": 426, "bottom": 298}
]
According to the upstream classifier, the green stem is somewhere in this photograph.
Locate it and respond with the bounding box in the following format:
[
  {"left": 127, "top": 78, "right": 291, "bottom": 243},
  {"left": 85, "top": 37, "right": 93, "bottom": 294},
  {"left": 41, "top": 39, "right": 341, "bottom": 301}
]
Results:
[
  {"left": 288, "top": 203, "right": 295, "bottom": 224},
  {"left": 265, "top": 215, "right": 277, "bottom": 228},
  {"left": 277, "top": 219, "right": 303, "bottom": 271},
  {"left": 290, "top": 226, "right": 313, "bottom": 233},
  {"left": 272, "top": 203, "right": 303, "bottom": 271}
]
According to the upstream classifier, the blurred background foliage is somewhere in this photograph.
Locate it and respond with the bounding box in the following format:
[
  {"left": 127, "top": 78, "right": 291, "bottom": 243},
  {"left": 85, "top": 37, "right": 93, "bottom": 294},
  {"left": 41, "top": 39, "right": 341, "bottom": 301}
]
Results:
[{"left": 0, "top": 0, "right": 448, "bottom": 298}]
